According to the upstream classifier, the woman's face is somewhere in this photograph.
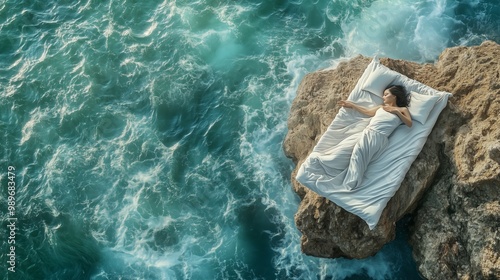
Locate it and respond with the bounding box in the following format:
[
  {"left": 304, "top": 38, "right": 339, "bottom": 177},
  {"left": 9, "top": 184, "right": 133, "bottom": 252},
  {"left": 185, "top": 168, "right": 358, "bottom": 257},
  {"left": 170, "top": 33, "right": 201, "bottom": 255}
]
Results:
[{"left": 383, "top": 90, "right": 396, "bottom": 104}]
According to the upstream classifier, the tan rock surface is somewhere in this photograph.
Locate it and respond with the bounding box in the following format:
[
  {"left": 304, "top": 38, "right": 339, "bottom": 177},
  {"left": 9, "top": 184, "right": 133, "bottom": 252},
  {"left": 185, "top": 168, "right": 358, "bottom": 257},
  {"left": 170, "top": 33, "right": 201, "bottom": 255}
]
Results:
[{"left": 283, "top": 41, "right": 500, "bottom": 278}]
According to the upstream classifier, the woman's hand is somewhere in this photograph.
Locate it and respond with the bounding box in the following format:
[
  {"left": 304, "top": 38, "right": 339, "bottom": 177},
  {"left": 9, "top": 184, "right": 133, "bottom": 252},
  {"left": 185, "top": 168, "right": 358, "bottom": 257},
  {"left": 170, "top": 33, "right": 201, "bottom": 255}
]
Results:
[
  {"left": 338, "top": 100, "right": 379, "bottom": 116},
  {"left": 337, "top": 100, "right": 354, "bottom": 108}
]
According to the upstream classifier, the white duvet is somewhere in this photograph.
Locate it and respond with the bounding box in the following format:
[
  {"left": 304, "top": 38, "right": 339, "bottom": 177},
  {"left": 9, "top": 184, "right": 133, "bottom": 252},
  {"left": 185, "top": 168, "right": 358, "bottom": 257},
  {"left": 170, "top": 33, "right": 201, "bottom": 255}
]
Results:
[{"left": 295, "top": 58, "right": 451, "bottom": 230}]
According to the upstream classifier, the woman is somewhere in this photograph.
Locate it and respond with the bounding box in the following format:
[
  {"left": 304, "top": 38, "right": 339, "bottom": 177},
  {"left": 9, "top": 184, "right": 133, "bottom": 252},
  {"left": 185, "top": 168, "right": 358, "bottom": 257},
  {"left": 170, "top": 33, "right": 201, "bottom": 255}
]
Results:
[{"left": 337, "top": 85, "right": 411, "bottom": 190}]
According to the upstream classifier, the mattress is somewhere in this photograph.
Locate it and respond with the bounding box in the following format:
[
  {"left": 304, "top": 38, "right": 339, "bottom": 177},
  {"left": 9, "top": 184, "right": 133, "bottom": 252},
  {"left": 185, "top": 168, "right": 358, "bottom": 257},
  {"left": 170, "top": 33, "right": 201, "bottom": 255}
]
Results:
[{"left": 295, "top": 57, "right": 451, "bottom": 229}]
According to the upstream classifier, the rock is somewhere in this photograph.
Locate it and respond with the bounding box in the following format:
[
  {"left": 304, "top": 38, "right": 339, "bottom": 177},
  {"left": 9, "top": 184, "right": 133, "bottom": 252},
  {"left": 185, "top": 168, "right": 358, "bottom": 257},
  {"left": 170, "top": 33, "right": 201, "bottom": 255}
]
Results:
[
  {"left": 410, "top": 41, "right": 500, "bottom": 279},
  {"left": 283, "top": 41, "right": 500, "bottom": 278},
  {"left": 284, "top": 55, "right": 444, "bottom": 259}
]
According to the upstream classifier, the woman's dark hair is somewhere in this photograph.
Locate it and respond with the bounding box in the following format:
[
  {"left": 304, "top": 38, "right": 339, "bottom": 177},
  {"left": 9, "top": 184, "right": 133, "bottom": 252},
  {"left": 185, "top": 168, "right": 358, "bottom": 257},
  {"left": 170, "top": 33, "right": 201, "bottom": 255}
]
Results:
[{"left": 386, "top": 85, "right": 410, "bottom": 107}]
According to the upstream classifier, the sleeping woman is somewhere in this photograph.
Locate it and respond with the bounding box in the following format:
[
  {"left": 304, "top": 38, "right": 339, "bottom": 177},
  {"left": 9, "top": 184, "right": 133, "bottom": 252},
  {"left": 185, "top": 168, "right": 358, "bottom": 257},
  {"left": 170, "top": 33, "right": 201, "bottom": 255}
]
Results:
[
  {"left": 337, "top": 85, "right": 412, "bottom": 190},
  {"left": 296, "top": 85, "right": 411, "bottom": 192}
]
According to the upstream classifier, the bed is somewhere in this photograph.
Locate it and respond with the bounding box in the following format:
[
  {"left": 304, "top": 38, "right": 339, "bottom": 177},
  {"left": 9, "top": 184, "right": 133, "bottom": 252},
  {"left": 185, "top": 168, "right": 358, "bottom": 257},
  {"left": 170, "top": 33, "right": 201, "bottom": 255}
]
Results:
[{"left": 295, "top": 57, "right": 451, "bottom": 230}]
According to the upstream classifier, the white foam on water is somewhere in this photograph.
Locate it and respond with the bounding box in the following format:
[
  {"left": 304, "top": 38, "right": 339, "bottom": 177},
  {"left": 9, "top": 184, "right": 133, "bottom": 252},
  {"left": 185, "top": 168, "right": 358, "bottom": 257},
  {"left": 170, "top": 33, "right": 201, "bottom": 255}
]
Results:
[
  {"left": 318, "top": 253, "right": 396, "bottom": 280},
  {"left": 214, "top": 3, "right": 252, "bottom": 29},
  {"left": 285, "top": 53, "right": 328, "bottom": 100},
  {"left": 235, "top": 47, "right": 317, "bottom": 278},
  {"left": 19, "top": 108, "right": 40, "bottom": 145},
  {"left": 342, "top": 0, "right": 458, "bottom": 61}
]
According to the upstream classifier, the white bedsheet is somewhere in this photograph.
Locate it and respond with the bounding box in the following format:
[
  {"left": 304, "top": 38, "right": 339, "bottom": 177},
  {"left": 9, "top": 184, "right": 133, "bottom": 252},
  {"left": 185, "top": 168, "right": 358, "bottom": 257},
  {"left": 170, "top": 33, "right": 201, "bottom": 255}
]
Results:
[{"left": 295, "top": 58, "right": 451, "bottom": 230}]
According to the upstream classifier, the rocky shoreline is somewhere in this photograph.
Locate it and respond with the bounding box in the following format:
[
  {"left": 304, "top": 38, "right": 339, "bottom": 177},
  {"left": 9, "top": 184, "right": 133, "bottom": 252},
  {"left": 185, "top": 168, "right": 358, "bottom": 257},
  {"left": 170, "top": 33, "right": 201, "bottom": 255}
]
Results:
[{"left": 283, "top": 41, "right": 500, "bottom": 279}]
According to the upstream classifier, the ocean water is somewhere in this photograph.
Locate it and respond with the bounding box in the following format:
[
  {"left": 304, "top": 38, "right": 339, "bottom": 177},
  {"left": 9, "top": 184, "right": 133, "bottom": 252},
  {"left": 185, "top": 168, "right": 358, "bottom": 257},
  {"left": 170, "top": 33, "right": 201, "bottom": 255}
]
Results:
[{"left": 1, "top": 0, "right": 499, "bottom": 279}]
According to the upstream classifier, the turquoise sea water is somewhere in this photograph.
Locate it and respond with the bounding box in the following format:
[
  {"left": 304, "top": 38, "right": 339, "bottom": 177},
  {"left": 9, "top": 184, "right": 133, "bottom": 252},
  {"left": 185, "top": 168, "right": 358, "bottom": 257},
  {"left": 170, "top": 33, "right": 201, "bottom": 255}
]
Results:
[{"left": 1, "top": 0, "right": 499, "bottom": 279}]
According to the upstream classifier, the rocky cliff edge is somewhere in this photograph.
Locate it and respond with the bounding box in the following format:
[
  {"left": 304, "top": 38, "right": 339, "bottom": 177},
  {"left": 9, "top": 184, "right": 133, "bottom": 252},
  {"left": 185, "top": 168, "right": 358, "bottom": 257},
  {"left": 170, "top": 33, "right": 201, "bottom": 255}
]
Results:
[{"left": 283, "top": 40, "right": 500, "bottom": 279}]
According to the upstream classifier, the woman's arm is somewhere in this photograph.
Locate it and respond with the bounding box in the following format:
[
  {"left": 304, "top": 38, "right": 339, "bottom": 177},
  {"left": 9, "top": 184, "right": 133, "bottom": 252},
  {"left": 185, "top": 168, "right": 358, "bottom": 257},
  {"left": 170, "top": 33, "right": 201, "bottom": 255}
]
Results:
[
  {"left": 383, "top": 106, "right": 412, "bottom": 127},
  {"left": 337, "top": 100, "right": 380, "bottom": 117}
]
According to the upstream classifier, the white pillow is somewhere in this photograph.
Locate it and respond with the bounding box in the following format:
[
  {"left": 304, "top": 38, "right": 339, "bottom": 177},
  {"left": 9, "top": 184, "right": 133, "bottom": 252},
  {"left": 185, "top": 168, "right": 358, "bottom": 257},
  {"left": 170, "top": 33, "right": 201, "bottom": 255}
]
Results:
[
  {"left": 361, "top": 63, "right": 399, "bottom": 97},
  {"left": 408, "top": 91, "right": 440, "bottom": 124}
]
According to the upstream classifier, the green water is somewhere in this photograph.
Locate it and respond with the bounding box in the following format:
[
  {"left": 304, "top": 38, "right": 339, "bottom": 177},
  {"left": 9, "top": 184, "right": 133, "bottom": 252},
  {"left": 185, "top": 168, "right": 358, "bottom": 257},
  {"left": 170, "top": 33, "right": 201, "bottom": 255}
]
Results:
[{"left": 1, "top": 0, "right": 499, "bottom": 279}]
